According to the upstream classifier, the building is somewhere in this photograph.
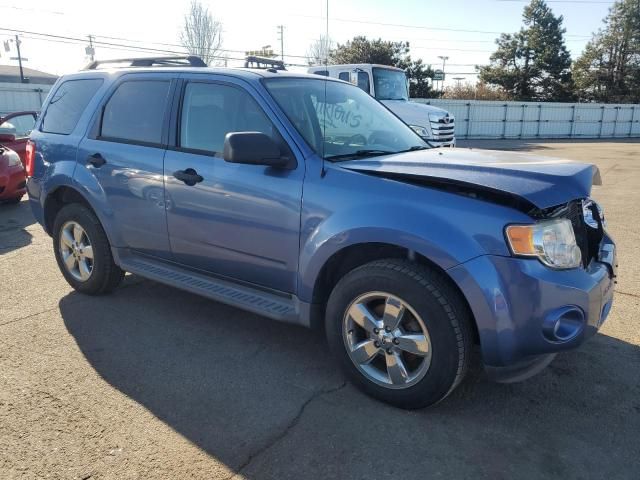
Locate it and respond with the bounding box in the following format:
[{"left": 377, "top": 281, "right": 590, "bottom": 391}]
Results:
[{"left": 0, "top": 65, "right": 58, "bottom": 85}]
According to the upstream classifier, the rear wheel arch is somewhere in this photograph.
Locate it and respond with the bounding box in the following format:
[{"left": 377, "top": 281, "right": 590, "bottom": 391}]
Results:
[{"left": 44, "top": 186, "right": 98, "bottom": 235}]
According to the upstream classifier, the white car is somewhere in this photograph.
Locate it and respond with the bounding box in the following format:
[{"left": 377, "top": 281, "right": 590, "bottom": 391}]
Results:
[{"left": 308, "top": 64, "right": 455, "bottom": 147}]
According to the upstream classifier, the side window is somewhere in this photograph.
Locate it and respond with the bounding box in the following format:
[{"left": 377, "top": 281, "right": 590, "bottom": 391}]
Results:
[
  {"left": 338, "top": 72, "right": 350, "bottom": 82},
  {"left": 41, "top": 79, "right": 103, "bottom": 134},
  {"left": 101, "top": 80, "right": 171, "bottom": 145},
  {"left": 0, "top": 114, "right": 35, "bottom": 137},
  {"left": 357, "top": 72, "right": 371, "bottom": 93},
  {"left": 312, "top": 70, "right": 329, "bottom": 77},
  {"left": 180, "top": 82, "right": 275, "bottom": 155}
]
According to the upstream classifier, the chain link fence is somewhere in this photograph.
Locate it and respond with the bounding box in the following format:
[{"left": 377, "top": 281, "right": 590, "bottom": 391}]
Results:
[{"left": 413, "top": 98, "right": 640, "bottom": 140}]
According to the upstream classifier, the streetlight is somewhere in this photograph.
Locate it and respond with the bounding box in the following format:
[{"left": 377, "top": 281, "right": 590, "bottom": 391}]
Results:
[{"left": 437, "top": 55, "right": 449, "bottom": 92}]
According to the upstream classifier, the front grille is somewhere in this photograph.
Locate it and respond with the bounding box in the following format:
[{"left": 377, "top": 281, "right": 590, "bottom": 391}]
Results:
[
  {"left": 563, "top": 200, "right": 604, "bottom": 267},
  {"left": 430, "top": 116, "right": 455, "bottom": 143}
]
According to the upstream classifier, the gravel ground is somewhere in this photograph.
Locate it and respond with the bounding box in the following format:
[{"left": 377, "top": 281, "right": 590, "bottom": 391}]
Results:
[{"left": 1, "top": 139, "right": 639, "bottom": 479}]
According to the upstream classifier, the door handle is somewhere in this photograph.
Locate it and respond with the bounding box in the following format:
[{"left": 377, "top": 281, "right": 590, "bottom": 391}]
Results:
[
  {"left": 173, "top": 168, "right": 203, "bottom": 186},
  {"left": 87, "top": 153, "right": 106, "bottom": 168}
]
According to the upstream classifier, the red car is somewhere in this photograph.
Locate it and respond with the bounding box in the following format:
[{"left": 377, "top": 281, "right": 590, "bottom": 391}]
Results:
[
  {"left": 0, "top": 145, "right": 26, "bottom": 203},
  {"left": 0, "top": 111, "right": 38, "bottom": 165}
]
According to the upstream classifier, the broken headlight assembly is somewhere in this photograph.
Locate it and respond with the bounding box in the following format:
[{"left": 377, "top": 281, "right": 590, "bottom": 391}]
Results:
[{"left": 505, "top": 219, "right": 582, "bottom": 269}]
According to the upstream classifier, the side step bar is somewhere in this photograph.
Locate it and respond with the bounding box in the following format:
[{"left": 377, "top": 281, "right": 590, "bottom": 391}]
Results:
[{"left": 116, "top": 252, "right": 300, "bottom": 324}]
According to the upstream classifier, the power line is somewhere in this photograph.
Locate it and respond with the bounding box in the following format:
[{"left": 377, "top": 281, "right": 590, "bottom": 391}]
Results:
[
  {"left": 0, "top": 27, "right": 311, "bottom": 67},
  {"left": 291, "top": 14, "right": 594, "bottom": 38}
]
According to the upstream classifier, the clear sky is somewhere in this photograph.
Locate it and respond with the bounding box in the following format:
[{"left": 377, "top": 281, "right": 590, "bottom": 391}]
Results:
[{"left": 0, "top": 0, "right": 614, "bottom": 85}]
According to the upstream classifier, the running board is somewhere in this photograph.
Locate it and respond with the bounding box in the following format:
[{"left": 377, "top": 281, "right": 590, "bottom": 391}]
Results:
[{"left": 117, "top": 252, "right": 300, "bottom": 324}]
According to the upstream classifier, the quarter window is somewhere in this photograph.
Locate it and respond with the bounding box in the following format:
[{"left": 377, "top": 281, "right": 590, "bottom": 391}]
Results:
[
  {"left": 41, "top": 79, "right": 103, "bottom": 135},
  {"left": 338, "top": 72, "right": 350, "bottom": 82},
  {"left": 101, "top": 80, "right": 170, "bottom": 145},
  {"left": 179, "top": 82, "right": 275, "bottom": 155}
]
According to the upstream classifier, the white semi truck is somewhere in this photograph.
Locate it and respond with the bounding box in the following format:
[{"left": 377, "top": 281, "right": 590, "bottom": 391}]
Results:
[{"left": 308, "top": 64, "right": 455, "bottom": 147}]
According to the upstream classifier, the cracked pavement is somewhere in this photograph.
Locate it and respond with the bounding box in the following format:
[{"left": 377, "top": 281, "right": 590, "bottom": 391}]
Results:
[{"left": 1, "top": 139, "right": 639, "bottom": 479}]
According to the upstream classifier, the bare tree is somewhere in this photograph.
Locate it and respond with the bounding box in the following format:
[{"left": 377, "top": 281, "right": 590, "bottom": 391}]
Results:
[
  {"left": 306, "top": 35, "right": 334, "bottom": 66},
  {"left": 180, "top": 0, "right": 223, "bottom": 66}
]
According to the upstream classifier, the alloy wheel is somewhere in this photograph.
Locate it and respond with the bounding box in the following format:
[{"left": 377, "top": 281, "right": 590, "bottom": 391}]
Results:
[
  {"left": 59, "top": 221, "right": 94, "bottom": 282},
  {"left": 342, "top": 291, "right": 432, "bottom": 389}
]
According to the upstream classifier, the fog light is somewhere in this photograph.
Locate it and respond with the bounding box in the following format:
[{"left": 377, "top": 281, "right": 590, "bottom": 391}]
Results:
[{"left": 542, "top": 306, "right": 585, "bottom": 342}]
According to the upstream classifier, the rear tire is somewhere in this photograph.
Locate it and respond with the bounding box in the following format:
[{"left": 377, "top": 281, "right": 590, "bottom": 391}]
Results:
[
  {"left": 325, "top": 259, "right": 473, "bottom": 409},
  {"left": 53, "top": 203, "right": 124, "bottom": 295}
]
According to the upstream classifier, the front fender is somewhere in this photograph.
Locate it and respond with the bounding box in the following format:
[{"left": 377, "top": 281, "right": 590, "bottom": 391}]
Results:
[{"left": 297, "top": 201, "right": 507, "bottom": 302}]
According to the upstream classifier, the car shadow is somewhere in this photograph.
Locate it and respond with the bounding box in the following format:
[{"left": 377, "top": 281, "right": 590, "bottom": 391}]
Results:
[
  {"left": 60, "top": 279, "right": 640, "bottom": 479},
  {"left": 0, "top": 198, "right": 35, "bottom": 255}
]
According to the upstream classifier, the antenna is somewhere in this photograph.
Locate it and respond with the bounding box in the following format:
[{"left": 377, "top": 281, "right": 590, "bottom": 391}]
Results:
[{"left": 320, "top": 0, "right": 328, "bottom": 178}]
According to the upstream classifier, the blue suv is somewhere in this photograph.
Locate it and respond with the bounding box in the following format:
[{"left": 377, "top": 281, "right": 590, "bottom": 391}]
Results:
[{"left": 27, "top": 57, "right": 616, "bottom": 408}]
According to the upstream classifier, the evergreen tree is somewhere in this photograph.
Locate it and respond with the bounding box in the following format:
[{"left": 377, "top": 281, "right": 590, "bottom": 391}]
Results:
[
  {"left": 479, "top": 0, "right": 573, "bottom": 101},
  {"left": 574, "top": 0, "right": 640, "bottom": 103}
]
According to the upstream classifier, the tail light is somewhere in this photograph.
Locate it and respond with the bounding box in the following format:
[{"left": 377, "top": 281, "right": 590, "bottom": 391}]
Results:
[{"left": 25, "top": 140, "right": 35, "bottom": 177}]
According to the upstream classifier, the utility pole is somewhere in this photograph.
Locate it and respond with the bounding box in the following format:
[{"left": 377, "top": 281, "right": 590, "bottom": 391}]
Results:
[
  {"left": 277, "top": 25, "right": 284, "bottom": 61},
  {"left": 15, "top": 35, "right": 25, "bottom": 83},
  {"left": 86, "top": 35, "right": 95, "bottom": 61},
  {"left": 438, "top": 55, "right": 449, "bottom": 93}
]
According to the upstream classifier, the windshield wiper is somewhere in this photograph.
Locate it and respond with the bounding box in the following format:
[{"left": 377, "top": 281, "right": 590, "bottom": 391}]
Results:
[
  {"left": 325, "top": 149, "right": 396, "bottom": 161},
  {"left": 396, "top": 145, "right": 430, "bottom": 153}
]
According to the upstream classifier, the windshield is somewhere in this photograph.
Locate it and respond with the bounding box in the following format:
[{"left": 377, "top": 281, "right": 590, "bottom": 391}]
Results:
[
  {"left": 263, "top": 77, "right": 426, "bottom": 161},
  {"left": 372, "top": 68, "right": 409, "bottom": 101}
]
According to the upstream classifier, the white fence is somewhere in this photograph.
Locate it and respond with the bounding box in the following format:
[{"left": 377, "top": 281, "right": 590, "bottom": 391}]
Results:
[
  {"left": 0, "top": 83, "right": 52, "bottom": 116},
  {"left": 413, "top": 98, "right": 640, "bottom": 140}
]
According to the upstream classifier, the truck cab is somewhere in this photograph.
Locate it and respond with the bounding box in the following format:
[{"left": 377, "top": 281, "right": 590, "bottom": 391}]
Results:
[{"left": 308, "top": 64, "right": 455, "bottom": 147}]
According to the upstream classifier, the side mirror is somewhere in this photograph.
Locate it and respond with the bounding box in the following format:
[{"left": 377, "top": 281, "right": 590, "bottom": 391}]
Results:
[
  {"left": 223, "top": 132, "right": 289, "bottom": 167},
  {"left": 223, "top": 132, "right": 290, "bottom": 168},
  {"left": 0, "top": 132, "right": 17, "bottom": 143}
]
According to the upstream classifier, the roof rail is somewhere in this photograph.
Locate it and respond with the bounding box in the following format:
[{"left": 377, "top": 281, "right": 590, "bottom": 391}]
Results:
[
  {"left": 83, "top": 56, "right": 207, "bottom": 70},
  {"left": 244, "top": 56, "right": 286, "bottom": 71}
]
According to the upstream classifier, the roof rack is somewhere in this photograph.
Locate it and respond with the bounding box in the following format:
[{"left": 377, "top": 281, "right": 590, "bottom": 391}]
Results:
[
  {"left": 244, "top": 56, "right": 286, "bottom": 71},
  {"left": 84, "top": 56, "right": 207, "bottom": 70}
]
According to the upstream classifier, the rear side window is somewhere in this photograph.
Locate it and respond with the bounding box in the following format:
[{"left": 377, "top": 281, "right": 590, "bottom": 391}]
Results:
[
  {"left": 338, "top": 72, "right": 350, "bottom": 82},
  {"left": 42, "top": 79, "right": 103, "bottom": 134},
  {"left": 101, "top": 80, "right": 171, "bottom": 145}
]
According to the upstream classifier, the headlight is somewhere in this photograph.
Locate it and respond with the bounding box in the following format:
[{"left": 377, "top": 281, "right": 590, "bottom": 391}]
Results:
[
  {"left": 5, "top": 150, "right": 22, "bottom": 167},
  {"left": 409, "top": 125, "right": 429, "bottom": 137},
  {"left": 505, "top": 219, "right": 582, "bottom": 269}
]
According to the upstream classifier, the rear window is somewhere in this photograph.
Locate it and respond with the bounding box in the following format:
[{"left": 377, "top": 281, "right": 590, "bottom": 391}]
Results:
[
  {"left": 41, "top": 79, "right": 103, "bottom": 135},
  {"left": 101, "top": 80, "right": 171, "bottom": 145}
]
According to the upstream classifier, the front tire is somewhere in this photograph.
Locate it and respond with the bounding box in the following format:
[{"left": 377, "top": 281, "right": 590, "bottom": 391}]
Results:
[
  {"left": 325, "top": 259, "right": 472, "bottom": 409},
  {"left": 53, "top": 203, "right": 124, "bottom": 295}
]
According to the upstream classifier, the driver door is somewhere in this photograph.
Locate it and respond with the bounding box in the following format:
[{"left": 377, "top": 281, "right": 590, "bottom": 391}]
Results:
[{"left": 164, "top": 77, "right": 304, "bottom": 293}]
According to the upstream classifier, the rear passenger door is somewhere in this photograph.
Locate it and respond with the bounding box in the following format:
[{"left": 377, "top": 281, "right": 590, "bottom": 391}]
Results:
[
  {"left": 163, "top": 76, "right": 304, "bottom": 294},
  {"left": 76, "top": 74, "right": 175, "bottom": 258}
]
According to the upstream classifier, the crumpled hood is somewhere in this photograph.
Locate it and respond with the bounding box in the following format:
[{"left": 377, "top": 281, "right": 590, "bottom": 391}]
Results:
[{"left": 338, "top": 148, "right": 601, "bottom": 210}]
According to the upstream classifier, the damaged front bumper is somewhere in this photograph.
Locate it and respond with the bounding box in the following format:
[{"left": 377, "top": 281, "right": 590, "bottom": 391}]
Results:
[{"left": 448, "top": 234, "right": 616, "bottom": 382}]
